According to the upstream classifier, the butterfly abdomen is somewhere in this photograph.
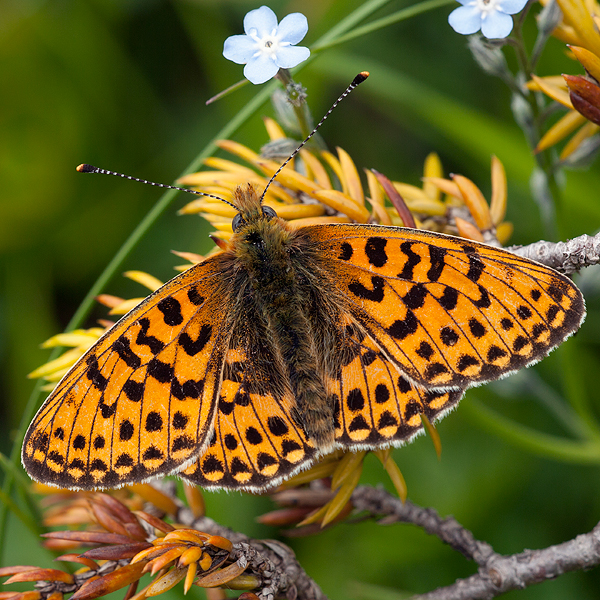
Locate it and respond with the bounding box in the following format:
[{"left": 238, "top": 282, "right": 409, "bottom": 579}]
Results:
[{"left": 230, "top": 213, "right": 335, "bottom": 447}]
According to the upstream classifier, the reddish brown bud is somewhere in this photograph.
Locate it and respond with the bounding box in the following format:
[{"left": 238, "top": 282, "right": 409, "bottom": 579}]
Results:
[
  {"left": 564, "top": 74, "right": 600, "bottom": 125},
  {"left": 71, "top": 562, "right": 146, "bottom": 600}
]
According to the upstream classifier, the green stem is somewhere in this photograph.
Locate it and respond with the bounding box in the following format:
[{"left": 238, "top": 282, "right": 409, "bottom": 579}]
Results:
[
  {"left": 312, "top": 0, "right": 455, "bottom": 52},
  {"left": 510, "top": 20, "right": 563, "bottom": 238},
  {"left": 464, "top": 397, "right": 600, "bottom": 464}
]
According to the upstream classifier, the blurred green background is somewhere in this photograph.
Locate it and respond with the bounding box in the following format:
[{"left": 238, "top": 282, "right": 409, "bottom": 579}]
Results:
[{"left": 2, "top": 0, "right": 600, "bottom": 598}]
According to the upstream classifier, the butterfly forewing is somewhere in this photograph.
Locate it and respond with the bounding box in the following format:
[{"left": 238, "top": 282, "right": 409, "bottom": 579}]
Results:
[
  {"left": 309, "top": 224, "right": 585, "bottom": 391},
  {"left": 23, "top": 258, "right": 232, "bottom": 489}
]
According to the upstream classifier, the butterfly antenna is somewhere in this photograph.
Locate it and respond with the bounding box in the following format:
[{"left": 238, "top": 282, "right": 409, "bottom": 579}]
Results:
[
  {"left": 260, "top": 71, "right": 369, "bottom": 203},
  {"left": 76, "top": 163, "right": 238, "bottom": 210}
]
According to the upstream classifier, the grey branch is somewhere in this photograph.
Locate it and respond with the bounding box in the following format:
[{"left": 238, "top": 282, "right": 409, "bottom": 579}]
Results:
[
  {"left": 351, "top": 485, "right": 600, "bottom": 600},
  {"left": 509, "top": 231, "right": 600, "bottom": 274}
]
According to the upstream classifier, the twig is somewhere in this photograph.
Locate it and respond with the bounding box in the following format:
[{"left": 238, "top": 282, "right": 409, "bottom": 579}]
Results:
[
  {"left": 510, "top": 231, "right": 600, "bottom": 274},
  {"left": 351, "top": 485, "right": 600, "bottom": 600}
]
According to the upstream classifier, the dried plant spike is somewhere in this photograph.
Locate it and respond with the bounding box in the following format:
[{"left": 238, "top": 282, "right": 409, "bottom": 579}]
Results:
[
  {"left": 422, "top": 152, "right": 443, "bottom": 201},
  {"left": 194, "top": 561, "right": 247, "bottom": 588},
  {"left": 530, "top": 74, "right": 573, "bottom": 108},
  {"left": 420, "top": 413, "right": 442, "bottom": 459},
  {"left": 128, "top": 485, "right": 179, "bottom": 516},
  {"left": 203, "top": 536, "right": 231, "bottom": 553},
  {"left": 455, "top": 217, "right": 485, "bottom": 242},
  {"left": 133, "top": 511, "right": 174, "bottom": 534},
  {"left": 123, "top": 272, "right": 164, "bottom": 292},
  {"left": 183, "top": 563, "right": 197, "bottom": 594},
  {"left": 145, "top": 567, "right": 187, "bottom": 597},
  {"left": 536, "top": 110, "right": 587, "bottom": 153},
  {"left": 322, "top": 467, "right": 362, "bottom": 526},
  {"left": 489, "top": 156, "right": 507, "bottom": 226},
  {"left": 569, "top": 45, "right": 600, "bottom": 82},
  {"left": 330, "top": 451, "right": 366, "bottom": 490},
  {"left": 452, "top": 174, "right": 493, "bottom": 231},
  {"left": 376, "top": 452, "right": 408, "bottom": 502},
  {"left": 70, "top": 562, "right": 147, "bottom": 600},
  {"left": 337, "top": 146, "right": 364, "bottom": 204}
]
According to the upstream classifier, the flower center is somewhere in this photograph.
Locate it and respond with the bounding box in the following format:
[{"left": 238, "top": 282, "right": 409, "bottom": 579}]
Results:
[
  {"left": 248, "top": 27, "right": 290, "bottom": 59},
  {"left": 473, "top": 0, "right": 501, "bottom": 13}
]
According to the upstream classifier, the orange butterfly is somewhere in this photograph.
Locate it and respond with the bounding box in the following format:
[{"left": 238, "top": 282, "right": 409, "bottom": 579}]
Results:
[{"left": 22, "top": 75, "right": 585, "bottom": 492}]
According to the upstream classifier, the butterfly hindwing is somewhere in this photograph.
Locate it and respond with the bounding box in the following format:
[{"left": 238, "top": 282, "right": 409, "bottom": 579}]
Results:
[
  {"left": 308, "top": 224, "right": 585, "bottom": 391},
  {"left": 22, "top": 257, "right": 232, "bottom": 489},
  {"left": 330, "top": 317, "right": 462, "bottom": 448},
  {"left": 181, "top": 345, "right": 317, "bottom": 491}
]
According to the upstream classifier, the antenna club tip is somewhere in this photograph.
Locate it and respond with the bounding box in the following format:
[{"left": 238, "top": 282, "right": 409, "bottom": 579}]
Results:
[
  {"left": 77, "top": 164, "right": 96, "bottom": 173},
  {"left": 354, "top": 72, "right": 369, "bottom": 85}
]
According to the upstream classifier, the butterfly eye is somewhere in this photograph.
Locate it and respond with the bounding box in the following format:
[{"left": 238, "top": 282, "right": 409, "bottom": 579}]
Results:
[
  {"left": 232, "top": 213, "right": 245, "bottom": 232},
  {"left": 262, "top": 206, "right": 277, "bottom": 219}
]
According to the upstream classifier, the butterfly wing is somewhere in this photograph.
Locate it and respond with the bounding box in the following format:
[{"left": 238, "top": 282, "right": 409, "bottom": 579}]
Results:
[
  {"left": 329, "top": 315, "right": 462, "bottom": 449},
  {"left": 180, "top": 325, "right": 317, "bottom": 491},
  {"left": 304, "top": 224, "right": 585, "bottom": 391},
  {"left": 22, "top": 257, "right": 234, "bottom": 490}
]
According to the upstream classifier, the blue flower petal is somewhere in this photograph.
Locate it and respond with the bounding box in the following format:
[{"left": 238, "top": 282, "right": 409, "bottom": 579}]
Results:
[
  {"left": 244, "top": 5, "right": 277, "bottom": 37},
  {"left": 223, "top": 35, "right": 258, "bottom": 64},
  {"left": 497, "top": 0, "right": 528, "bottom": 14},
  {"left": 448, "top": 5, "right": 483, "bottom": 34},
  {"left": 481, "top": 10, "right": 514, "bottom": 38},
  {"left": 273, "top": 45, "right": 310, "bottom": 69},
  {"left": 244, "top": 54, "right": 279, "bottom": 85},
  {"left": 276, "top": 13, "right": 309, "bottom": 44}
]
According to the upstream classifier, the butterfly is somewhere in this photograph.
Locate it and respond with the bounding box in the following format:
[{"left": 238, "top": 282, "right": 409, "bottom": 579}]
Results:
[{"left": 22, "top": 174, "right": 585, "bottom": 491}]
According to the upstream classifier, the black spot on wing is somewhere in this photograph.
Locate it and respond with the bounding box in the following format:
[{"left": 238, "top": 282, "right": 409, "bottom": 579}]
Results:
[
  {"left": 466, "top": 254, "right": 484, "bottom": 283},
  {"left": 365, "top": 237, "right": 388, "bottom": 267},
  {"left": 267, "top": 416, "right": 289, "bottom": 436},
  {"left": 416, "top": 341, "right": 434, "bottom": 360},
  {"left": 375, "top": 384, "right": 390, "bottom": 404},
  {"left": 347, "top": 389, "right": 365, "bottom": 411},
  {"left": 113, "top": 335, "right": 141, "bottom": 369},
  {"left": 516, "top": 305, "right": 532, "bottom": 319},
  {"left": 348, "top": 276, "right": 385, "bottom": 302},
  {"left": 338, "top": 242, "right": 353, "bottom": 260},
  {"left": 387, "top": 311, "right": 418, "bottom": 340},
  {"left": 438, "top": 287, "right": 458, "bottom": 310},
  {"left": 187, "top": 287, "right": 205, "bottom": 306},
  {"left": 403, "top": 284, "right": 427, "bottom": 309},
  {"left": 179, "top": 324, "right": 212, "bottom": 357},
  {"left": 172, "top": 412, "right": 189, "bottom": 430},
  {"left": 119, "top": 420, "right": 134, "bottom": 441},
  {"left": 245, "top": 427, "right": 263, "bottom": 445},
  {"left": 224, "top": 434, "right": 238, "bottom": 450},
  {"left": 398, "top": 242, "right": 421, "bottom": 279},
  {"left": 468, "top": 318, "right": 486, "bottom": 338},
  {"left": 427, "top": 246, "right": 447, "bottom": 282},
  {"left": 123, "top": 380, "right": 144, "bottom": 402},
  {"left": 145, "top": 412, "right": 163, "bottom": 432},
  {"left": 73, "top": 435, "right": 86, "bottom": 450},
  {"left": 157, "top": 297, "right": 183, "bottom": 326},
  {"left": 136, "top": 318, "right": 165, "bottom": 354},
  {"left": 440, "top": 327, "right": 459, "bottom": 346},
  {"left": 86, "top": 356, "right": 107, "bottom": 391},
  {"left": 473, "top": 285, "right": 491, "bottom": 308},
  {"left": 148, "top": 358, "right": 174, "bottom": 383}
]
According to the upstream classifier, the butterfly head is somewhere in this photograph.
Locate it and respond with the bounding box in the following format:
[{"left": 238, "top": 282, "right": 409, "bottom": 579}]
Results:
[{"left": 231, "top": 183, "right": 278, "bottom": 232}]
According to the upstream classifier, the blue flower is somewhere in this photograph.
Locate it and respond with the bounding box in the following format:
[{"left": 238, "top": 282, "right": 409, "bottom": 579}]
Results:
[
  {"left": 223, "top": 6, "right": 310, "bottom": 85},
  {"left": 448, "top": 0, "right": 529, "bottom": 39}
]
